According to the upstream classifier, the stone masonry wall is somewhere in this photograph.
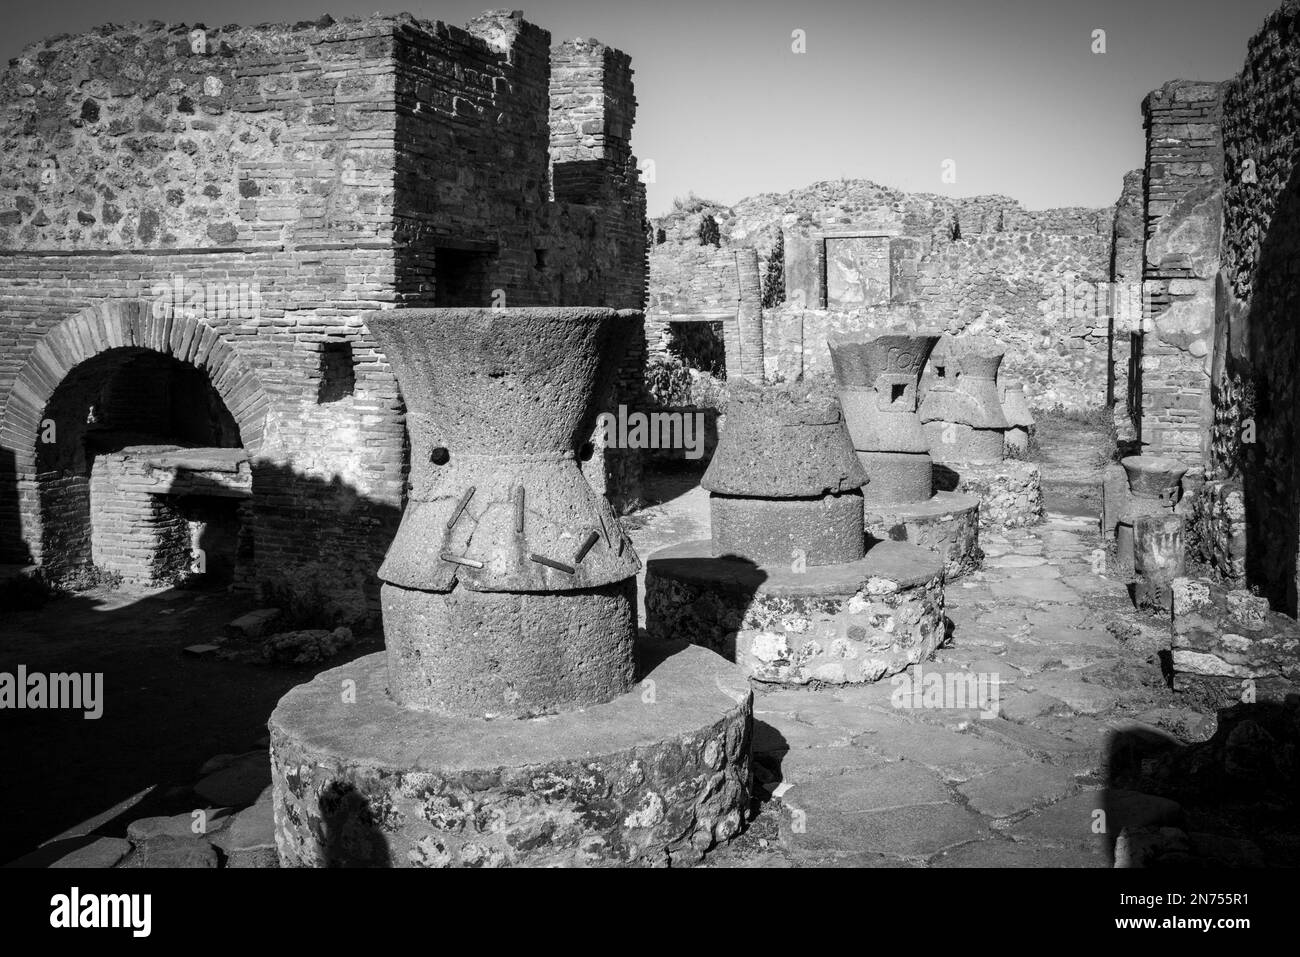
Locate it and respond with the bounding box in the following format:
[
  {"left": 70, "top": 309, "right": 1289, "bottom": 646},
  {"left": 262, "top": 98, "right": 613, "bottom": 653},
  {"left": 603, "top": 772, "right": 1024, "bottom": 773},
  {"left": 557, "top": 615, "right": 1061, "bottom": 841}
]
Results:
[
  {"left": 1136, "top": 80, "right": 1227, "bottom": 464},
  {"left": 647, "top": 182, "right": 1115, "bottom": 408},
  {"left": 0, "top": 12, "right": 648, "bottom": 620},
  {"left": 1216, "top": 0, "right": 1300, "bottom": 614}
]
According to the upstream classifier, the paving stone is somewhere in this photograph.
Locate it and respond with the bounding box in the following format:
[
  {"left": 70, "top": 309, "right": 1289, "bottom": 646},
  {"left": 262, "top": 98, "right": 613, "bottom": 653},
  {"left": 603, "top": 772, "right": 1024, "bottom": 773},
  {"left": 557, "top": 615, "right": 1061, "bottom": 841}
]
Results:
[
  {"left": 971, "top": 718, "right": 1104, "bottom": 770},
  {"left": 991, "top": 577, "right": 1079, "bottom": 604},
  {"left": 127, "top": 807, "right": 234, "bottom": 844},
  {"left": 121, "top": 835, "right": 220, "bottom": 868},
  {"left": 774, "top": 744, "right": 892, "bottom": 784},
  {"left": 782, "top": 800, "right": 990, "bottom": 859},
  {"left": 931, "top": 839, "right": 1106, "bottom": 868},
  {"left": 957, "top": 761, "right": 1080, "bottom": 818},
  {"left": 1009, "top": 788, "right": 1182, "bottom": 850},
  {"left": 753, "top": 717, "right": 855, "bottom": 756},
  {"left": 986, "top": 554, "right": 1049, "bottom": 568},
  {"left": 1024, "top": 674, "right": 1120, "bottom": 715},
  {"left": 213, "top": 786, "right": 277, "bottom": 867},
  {"left": 193, "top": 749, "right": 271, "bottom": 807},
  {"left": 225, "top": 608, "right": 282, "bottom": 639},
  {"left": 858, "top": 720, "right": 1025, "bottom": 780},
  {"left": 998, "top": 690, "right": 1071, "bottom": 723},
  {"left": 6, "top": 835, "right": 131, "bottom": 868}
]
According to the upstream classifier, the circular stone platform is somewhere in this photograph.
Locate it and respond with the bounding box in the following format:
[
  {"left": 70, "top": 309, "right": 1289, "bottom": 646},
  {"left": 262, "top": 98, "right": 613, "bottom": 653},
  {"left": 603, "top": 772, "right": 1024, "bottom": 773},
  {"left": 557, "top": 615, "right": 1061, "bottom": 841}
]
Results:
[
  {"left": 935, "top": 459, "right": 1044, "bottom": 530},
  {"left": 269, "top": 642, "right": 751, "bottom": 868},
  {"left": 864, "top": 490, "right": 982, "bottom": 578},
  {"left": 644, "top": 539, "right": 946, "bottom": 686}
]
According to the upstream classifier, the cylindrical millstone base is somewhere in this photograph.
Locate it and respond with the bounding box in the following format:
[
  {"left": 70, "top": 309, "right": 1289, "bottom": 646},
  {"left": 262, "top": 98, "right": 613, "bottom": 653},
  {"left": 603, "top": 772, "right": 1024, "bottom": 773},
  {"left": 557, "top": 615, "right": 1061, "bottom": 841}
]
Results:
[
  {"left": 382, "top": 579, "right": 636, "bottom": 717},
  {"left": 1134, "top": 514, "right": 1185, "bottom": 615},
  {"left": 856, "top": 450, "right": 933, "bottom": 505},
  {"left": 925, "top": 422, "right": 1006, "bottom": 464},
  {"left": 935, "top": 459, "right": 1044, "bottom": 530},
  {"left": 645, "top": 539, "right": 946, "bottom": 685},
  {"left": 710, "top": 491, "right": 865, "bottom": 566},
  {"left": 269, "top": 643, "right": 752, "bottom": 868},
  {"left": 864, "top": 491, "right": 982, "bottom": 578}
]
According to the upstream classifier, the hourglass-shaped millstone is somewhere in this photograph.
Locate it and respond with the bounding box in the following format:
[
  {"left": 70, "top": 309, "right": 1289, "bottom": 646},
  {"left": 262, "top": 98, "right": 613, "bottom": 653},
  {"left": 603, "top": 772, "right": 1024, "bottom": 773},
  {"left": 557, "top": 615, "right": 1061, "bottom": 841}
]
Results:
[
  {"left": 702, "top": 381, "right": 867, "bottom": 565},
  {"left": 919, "top": 337, "right": 1010, "bottom": 463},
  {"left": 1115, "top": 454, "right": 1188, "bottom": 572},
  {"left": 828, "top": 331, "right": 940, "bottom": 505},
  {"left": 365, "top": 307, "right": 643, "bottom": 717},
  {"left": 1000, "top": 382, "right": 1035, "bottom": 457}
]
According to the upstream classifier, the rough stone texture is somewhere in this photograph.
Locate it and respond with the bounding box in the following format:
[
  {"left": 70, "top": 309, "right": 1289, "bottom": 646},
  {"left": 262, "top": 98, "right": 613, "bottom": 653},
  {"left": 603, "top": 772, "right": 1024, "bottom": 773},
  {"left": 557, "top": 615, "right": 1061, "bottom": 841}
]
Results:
[
  {"left": 644, "top": 538, "right": 946, "bottom": 685},
  {"left": 828, "top": 331, "right": 939, "bottom": 504},
  {"left": 0, "top": 13, "right": 648, "bottom": 616},
  {"left": 382, "top": 580, "right": 636, "bottom": 718},
  {"left": 864, "top": 491, "right": 982, "bottom": 579},
  {"left": 701, "top": 382, "right": 866, "bottom": 498},
  {"left": 1129, "top": 80, "right": 1226, "bottom": 465},
  {"left": 1170, "top": 576, "right": 1300, "bottom": 697},
  {"left": 1185, "top": 478, "right": 1246, "bottom": 585},
  {"left": 647, "top": 182, "right": 1116, "bottom": 411},
  {"left": 269, "top": 643, "right": 752, "bottom": 867},
  {"left": 1134, "top": 514, "right": 1185, "bottom": 615},
  {"left": 709, "top": 492, "right": 865, "bottom": 567},
  {"left": 1114, "top": 456, "right": 1187, "bottom": 571},
  {"left": 919, "top": 338, "right": 1011, "bottom": 467},
  {"left": 366, "top": 308, "right": 642, "bottom": 718},
  {"left": 942, "top": 460, "right": 1044, "bottom": 530},
  {"left": 1215, "top": 0, "right": 1300, "bottom": 615}
]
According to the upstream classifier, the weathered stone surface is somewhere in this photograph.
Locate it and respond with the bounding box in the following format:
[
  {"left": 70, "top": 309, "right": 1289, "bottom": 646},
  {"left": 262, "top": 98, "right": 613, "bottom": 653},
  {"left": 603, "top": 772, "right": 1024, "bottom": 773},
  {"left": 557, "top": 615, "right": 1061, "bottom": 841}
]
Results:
[
  {"left": 270, "top": 643, "right": 752, "bottom": 868},
  {"left": 225, "top": 608, "right": 282, "bottom": 639},
  {"left": 710, "top": 491, "right": 865, "bottom": 567},
  {"left": 1009, "top": 789, "right": 1182, "bottom": 850},
  {"left": 701, "top": 381, "right": 866, "bottom": 497},
  {"left": 121, "top": 835, "right": 220, "bottom": 868},
  {"left": 383, "top": 579, "right": 636, "bottom": 718},
  {"left": 945, "top": 459, "right": 1045, "bottom": 530},
  {"left": 864, "top": 490, "right": 982, "bottom": 578},
  {"left": 645, "top": 538, "right": 945, "bottom": 685},
  {"left": 194, "top": 749, "right": 270, "bottom": 808}
]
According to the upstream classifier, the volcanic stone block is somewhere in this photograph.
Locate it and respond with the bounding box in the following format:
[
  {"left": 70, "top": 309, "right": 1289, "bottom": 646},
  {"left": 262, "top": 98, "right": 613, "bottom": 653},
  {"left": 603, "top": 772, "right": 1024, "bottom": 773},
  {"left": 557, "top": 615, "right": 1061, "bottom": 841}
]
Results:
[
  {"left": 1134, "top": 514, "right": 1185, "bottom": 616},
  {"left": 1116, "top": 456, "right": 1187, "bottom": 572},
  {"left": 1170, "top": 577, "right": 1300, "bottom": 701},
  {"left": 942, "top": 460, "right": 1044, "bottom": 530},
  {"left": 382, "top": 579, "right": 636, "bottom": 717},
  {"left": 1000, "top": 382, "right": 1035, "bottom": 459},
  {"left": 920, "top": 337, "right": 1009, "bottom": 465},
  {"left": 864, "top": 490, "right": 982, "bottom": 579},
  {"left": 645, "top": 539, "right": 946, "bottom": 685},
  {"left": 709, "top": 491, "right": 865, "bottom": 567},
  {"left": 828, "top": 331, "right": 940, "bottom": 505},
  {"left": 269, "top": 642, "right": 752, "bottom": 868},
  {"left": 702, "top": 382, "right": 866, "bottom": 499}
]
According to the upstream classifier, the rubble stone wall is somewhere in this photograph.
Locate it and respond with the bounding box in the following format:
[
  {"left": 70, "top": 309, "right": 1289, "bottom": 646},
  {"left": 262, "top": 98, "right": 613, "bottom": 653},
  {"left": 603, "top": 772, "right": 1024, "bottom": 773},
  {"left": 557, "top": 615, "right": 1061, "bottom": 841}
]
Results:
[{"left": 0, "top": 12, "right": 647, "bottom": 621}]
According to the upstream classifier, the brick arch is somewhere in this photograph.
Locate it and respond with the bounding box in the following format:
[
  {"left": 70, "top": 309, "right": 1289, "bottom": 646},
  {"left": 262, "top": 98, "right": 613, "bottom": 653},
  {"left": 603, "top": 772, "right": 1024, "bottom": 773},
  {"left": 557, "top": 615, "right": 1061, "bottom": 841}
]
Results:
[{"left": 1, "top": 300, "right": 269, "bottom": 474}]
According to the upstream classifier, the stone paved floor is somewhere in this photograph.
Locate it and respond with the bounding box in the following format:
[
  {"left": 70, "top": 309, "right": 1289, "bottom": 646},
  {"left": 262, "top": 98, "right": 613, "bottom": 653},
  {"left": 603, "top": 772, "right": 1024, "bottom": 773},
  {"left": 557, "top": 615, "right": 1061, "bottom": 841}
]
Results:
[{"left": 627, "top": 427, "right": 1238, "bottom": 868}]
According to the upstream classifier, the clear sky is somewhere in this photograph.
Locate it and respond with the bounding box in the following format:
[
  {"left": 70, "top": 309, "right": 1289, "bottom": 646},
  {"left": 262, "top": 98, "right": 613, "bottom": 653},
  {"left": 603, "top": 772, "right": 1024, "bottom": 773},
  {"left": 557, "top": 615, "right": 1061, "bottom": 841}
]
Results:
[{"left": 3, "top": 0, "right": 1282, "bottom": 214}]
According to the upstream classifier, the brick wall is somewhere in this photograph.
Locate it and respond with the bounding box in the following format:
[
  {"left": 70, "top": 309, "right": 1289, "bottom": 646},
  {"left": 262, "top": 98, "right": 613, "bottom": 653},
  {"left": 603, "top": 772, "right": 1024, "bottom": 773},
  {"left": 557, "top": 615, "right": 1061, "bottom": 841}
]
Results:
[
  {"left": 0, "top": 12, "right": 647, "bottom": 620},
  {"left": 1136, "top": 80, "right": 1228, "bottom": 464}
]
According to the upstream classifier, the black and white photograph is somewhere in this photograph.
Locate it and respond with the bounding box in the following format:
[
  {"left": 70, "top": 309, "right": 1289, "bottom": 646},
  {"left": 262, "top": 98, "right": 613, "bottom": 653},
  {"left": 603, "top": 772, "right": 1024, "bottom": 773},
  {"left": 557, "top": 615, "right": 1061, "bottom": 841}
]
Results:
[{"left": 0, "top": 0, "right": 1290, "bottom": 933}]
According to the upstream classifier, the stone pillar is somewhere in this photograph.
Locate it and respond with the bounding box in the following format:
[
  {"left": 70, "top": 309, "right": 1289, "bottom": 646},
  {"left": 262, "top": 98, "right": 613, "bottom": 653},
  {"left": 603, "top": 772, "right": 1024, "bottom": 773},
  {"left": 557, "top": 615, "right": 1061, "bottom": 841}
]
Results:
[
  {"left": 735, "top": 248, "right": 765, "bottom": 383},
  {"left": 1134, "top": 513, "right": 1185, "bottom": 615}
]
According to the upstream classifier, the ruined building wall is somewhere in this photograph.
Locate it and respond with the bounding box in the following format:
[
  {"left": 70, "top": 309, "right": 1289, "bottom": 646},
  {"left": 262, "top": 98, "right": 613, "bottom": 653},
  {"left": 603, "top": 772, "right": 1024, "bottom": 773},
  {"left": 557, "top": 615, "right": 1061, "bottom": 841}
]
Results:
[
  {"left": 0, "top": 13, "right": 646, "bottom": 621},
  {"left": 1215, "top": 0, "right": 1300, "bottom": 614},
  {"left": 647, "top": 184, "right": 1114, "bottom": 406},
  {"left": 1135, "top": 80, "right": 1227, "bottom": 464}
]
